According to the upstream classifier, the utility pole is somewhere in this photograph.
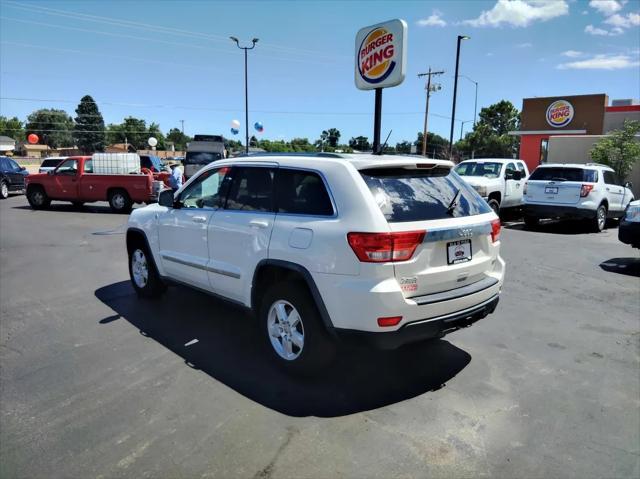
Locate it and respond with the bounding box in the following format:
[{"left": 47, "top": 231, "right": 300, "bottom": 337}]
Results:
[
  {"left": 180, "top": 120, "right": 184, "bottom": 134},
  {"left": 417, "top": 67, "right": 444, "bottom": 157}
]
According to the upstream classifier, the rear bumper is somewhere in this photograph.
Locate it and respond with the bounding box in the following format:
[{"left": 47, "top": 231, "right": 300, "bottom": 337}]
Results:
[
  {"left": 619, "top": 220, "right": 640, "bottom": 247},
  {"left": 334, "top": 295, "right": 499, "bottom": 350},
  {"left": 523, "top": 204, "right": 594, "bottom": 220}
]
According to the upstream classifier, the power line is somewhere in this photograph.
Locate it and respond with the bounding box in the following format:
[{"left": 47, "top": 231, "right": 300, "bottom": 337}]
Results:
[{"left": 1, "top": 97, "right": 464, "bottom": 120}]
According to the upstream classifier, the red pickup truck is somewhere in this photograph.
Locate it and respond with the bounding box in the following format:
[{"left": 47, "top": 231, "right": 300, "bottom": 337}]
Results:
[{"left": 25, "top": 156, "right": 162, "bottom": 213}]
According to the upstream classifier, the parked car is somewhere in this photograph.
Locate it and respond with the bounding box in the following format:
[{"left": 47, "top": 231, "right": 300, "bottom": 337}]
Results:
[
  {"left": 619, "top": 200, "right": 640, "bottom": 248},
  {"left": 455, "top": 158, "right": 529, "bottom": 214},
  {"left": 523, "top": 163, "right": 634, "bottom": 232},
  {"left": 25, "top": 156, "right": 163, "bottom": 213},
  {"left": 0, "top": 156, "right": 28, "bottom": 199},
  {"left": 126, "top": 153, "right": 504, "bottom": 374},
  {"left": 39, "top": 157, "right": 66, "bottom": 174}
]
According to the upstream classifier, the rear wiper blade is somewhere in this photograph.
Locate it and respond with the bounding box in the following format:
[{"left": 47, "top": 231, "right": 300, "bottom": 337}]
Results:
[{"left": 446, "top": 188, "right": 461, "bottom": 215}]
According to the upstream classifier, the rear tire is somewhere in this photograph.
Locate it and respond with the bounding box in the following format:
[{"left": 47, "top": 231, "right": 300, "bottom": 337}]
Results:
[
  {"left": 108, "top": 189, "right": 132, "bottom": 213},
  {"left": 487, "top": 199, "right": 500, "bottom": 216},
  {"left": 0, "top": 180, "right": 8, "bottom": 199},
  {"left": 591, "top": 204, "right": 607, "bottom": 232},
  {"left": 128, "top": 244, "right": 166, "bottom": 298},
  {"left": 523, "top": 215, "right": 539, "bottom": 229},
  {"left": 259, "top": 281, "right": 336, "bottom": 375},
  {"left": 27, "top": 186, "right": 50, "bottom": 209}
]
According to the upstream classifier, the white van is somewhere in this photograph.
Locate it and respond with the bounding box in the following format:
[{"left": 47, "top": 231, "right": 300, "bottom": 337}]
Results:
[{"left": 184, "top": 135, "right": 226, "bottom": 179}]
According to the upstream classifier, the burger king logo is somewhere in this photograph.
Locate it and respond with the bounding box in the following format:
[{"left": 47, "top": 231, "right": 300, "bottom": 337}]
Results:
[
  {"left": 546, "top": 100, "right": 574, "bottom": 128},
  {"left": 358, "top": 27, "right": 396, "bottom": 84}
]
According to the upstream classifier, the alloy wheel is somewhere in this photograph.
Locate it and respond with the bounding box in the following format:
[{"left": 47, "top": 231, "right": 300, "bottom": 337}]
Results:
[{"left": 267, "top": 300, "right": 305, "bottom": 361}]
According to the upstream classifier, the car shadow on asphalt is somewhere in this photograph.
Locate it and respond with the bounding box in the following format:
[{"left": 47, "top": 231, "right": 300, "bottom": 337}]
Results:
[
  {"left": 599, "top": 258, "right": 640, "bottom": 277},
  {"left": 12, "top": 203, "right": 133, "bottom": 214},
  {"left": 504, "top": 219, "right": 617, "bottom": 235},
  {"left": 95, "top": 281, "right": 472, "bottom": 418}
]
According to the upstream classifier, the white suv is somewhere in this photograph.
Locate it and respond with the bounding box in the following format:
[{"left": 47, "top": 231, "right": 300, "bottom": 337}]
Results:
[
  {"left": 126, "top": 154, "right": 505, "bottom": 373},
  {"left": 523, "top": 163, "right": 635, "bottom": 232},
  {"left": 455, "top": 158, "right": 529, "bottom": 214}
]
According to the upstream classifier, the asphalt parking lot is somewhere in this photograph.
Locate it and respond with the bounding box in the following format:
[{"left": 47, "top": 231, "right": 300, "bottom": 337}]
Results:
[{"left": 1, "top": 195, "right": 638, "bottom": 479}]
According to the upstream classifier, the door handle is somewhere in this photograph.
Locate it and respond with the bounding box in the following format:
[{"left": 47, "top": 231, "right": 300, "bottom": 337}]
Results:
[
  {"left": 192, "top": 216, "right": 207, "bottom": 223},
  {"left": 606, "top": 188, "right": 610, "bottom": 191},
  {"left": 249, "top": 219, "right": 270, "bottom": 229}
]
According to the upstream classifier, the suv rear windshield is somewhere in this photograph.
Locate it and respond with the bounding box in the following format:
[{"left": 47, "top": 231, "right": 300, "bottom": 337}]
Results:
[
  {"left": 184, "top": 151, "right": 223, "bottom": 165},
  {"left": 530, "top": 167, "right": 598, "bottom": 182},
  {"left": 360, "top": 167, "right": 491, "bottom": 222}
]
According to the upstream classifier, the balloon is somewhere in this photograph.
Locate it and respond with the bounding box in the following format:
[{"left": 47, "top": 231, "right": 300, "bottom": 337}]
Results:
[
  {"left": 257, "top": 127, "right": 264, "bottom": 133},
  {"left": 231, "top": 119, "right": 240, "bottom": 129},
  {"left": 148, "top": 137, "right": 158, "bottom": 147},
  {"left": 27, "top": 133, "right": 39, "bottom": 144},
  {"left": 230, "top": 128, "right": 239, "bottom": 135},
  {"left": 254, "top": 121, "right": 263, "bottom": 131}
]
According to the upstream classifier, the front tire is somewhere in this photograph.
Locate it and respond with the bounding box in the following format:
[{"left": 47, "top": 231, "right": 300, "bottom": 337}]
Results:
[
  {"left": 128, "top": 245, "right": 166, "bottom": 298},
  {"left": 27, "top": 186, "right": 51, "bottom": 209},
  {"left": 591, "top": 204, "right": 607, "bottom": 232},
  {"left": 0, "top": 181, "right": 8, "bottom": 199},
  {"left": 259, "top": 281, "right": 335, "bottom": 375},
  {"left": 108, "top": 189, "right": 132, "bottom": 213},
  {"left": 487, "top": 199, "right": 500, "bottom": 216}
]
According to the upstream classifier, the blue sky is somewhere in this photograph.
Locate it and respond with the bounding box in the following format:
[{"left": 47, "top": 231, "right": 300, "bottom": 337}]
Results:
[{"left": 1, "top": 0, "right": 639, "bottom": 145}]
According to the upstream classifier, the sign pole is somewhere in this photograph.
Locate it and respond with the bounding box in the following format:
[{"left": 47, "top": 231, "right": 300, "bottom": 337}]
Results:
[{"left": 373, "top": 88, "right": 382, "bottom": 153}]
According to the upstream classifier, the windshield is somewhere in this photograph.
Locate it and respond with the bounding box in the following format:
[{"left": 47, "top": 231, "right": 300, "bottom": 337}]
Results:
[
  {"left": 360, "top": 167, "right": 492, "bottom": 222},
  {"left": 530, "top": 167, "right": 598, "bottom": 182},
  {"left": 184, "top": 151, "right": 223, "bottom": 165},
  {"left": 455, "top": 162, "right": 503, "bottom": 178}
]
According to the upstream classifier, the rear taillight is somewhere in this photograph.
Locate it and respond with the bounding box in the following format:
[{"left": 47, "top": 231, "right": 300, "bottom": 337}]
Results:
[
  {"left": 377, "top": 316, "right": 402, "bottom": 327},
  {"left": 347, "top": 231, "right": 425, "bottom": 263},
  {"left": 491, "top": 219, "right": 501, "bottom": 243},
  {"left": 580, "top": 184, "right": 594, "bottom": 197}
]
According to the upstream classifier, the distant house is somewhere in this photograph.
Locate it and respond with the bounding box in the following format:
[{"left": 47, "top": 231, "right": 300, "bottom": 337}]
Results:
[
  {"left": 105, "top": 143, "right": 137, "bottom": 153},
  {"left": 0, "top": 136, "right": 16, "bottom": 154},
  {"left": 19, "top": 143, "right": 50, "bottom": 158}
]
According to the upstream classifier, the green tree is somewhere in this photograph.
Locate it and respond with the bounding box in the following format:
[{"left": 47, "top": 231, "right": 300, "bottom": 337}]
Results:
[
  {"left": 73, "top": 95, "right": 105, "bottom": 153},
  {"left": 395, "top": 140, "right": 412, "bottom": 154},
  {"left": 290, "top": 137, "right": 315, "bottom": 152},
  {"left": 26, "top": 109, "right": 74, "bottom": 148},
  {"left": 166, "top": 128, "right": 192, "bottom": 151},
  {"left": 349, "top": 136, "right": 371, "bottom": 151},
  {"left": 316, "top": 128, "right": 341, "bottom": 149},
  {"left": 590, "top": 120, "right": 640, "bottom": 179},
  {"left": 415, "top": 132, "right": 450, "bottom": 158},
  {"left": 0, "top": 116, "right": 25, "bottom": 141},
  {"left": 456, "top": 100, "right": 520, "bottom": 159},
  {"left": 106, "top": 117, "right": 148, "bottom": 149}
]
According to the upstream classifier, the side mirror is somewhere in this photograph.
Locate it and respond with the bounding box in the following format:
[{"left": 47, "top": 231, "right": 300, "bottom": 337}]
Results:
[
  {"left": 47, "top": 170, "right": 54, "bottom": 175},
  {"left": 19, "top": 166, "right": 26, "bottom": 171},
  {"left": 158, "top": 189, "right": 175, "bottom": 207},
  {"left": 624, "top": 181, "right": 633, "bottom": 189},
  {"left": 512, "top": 171, "right": 523, "bottom": 181}
]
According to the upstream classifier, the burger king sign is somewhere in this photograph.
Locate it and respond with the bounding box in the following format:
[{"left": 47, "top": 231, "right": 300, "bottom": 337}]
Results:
[
  {"left": 355, "top": 19, "right": 407, "bottom": 90},
  {"left": 546, "top": 99, "right": 574, "bottom": 128}
]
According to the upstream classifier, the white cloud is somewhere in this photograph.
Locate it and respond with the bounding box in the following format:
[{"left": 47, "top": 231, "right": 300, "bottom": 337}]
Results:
[
  {"left": 417, "top": 10, "right": 447, "bottom": 27},
  {"left": 582, "top": 10, "right": 589, "bottom": 15},
  {"left": 604, "top": 12, "right": 640, "bottom": 28},
  {"left": 516, "top": 42, "right": 533, "bottom": 47},
  {"left": 486, "top": 52, "right": 495, "bottom": 56},
  {"left": 557, "top": 53, "right": 640, "bottom": 69},
  {"left": 585, "top": 24, "right": 622, "bottom": 35},
  {"left": 588, "top": 0, "right": 625, "bottom": 16},
  {"left": 462, "top": 0, "right": 569, "bottom": 28},
  {"left": 562, "top": 50, "right": 584, "bottom": 57}
]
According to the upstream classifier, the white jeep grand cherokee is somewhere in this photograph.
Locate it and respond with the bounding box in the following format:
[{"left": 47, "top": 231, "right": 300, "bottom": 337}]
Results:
[{"left": 126, "top": 154, "right": 505, "bottom": 373}]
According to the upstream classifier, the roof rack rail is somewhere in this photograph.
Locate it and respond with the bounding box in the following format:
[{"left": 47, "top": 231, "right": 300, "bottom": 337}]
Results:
[
  {"left": 234, "top": 151, "right": 346, "bottom": 159},
  {"left": 585, "top": 162, "right": 609, "bottom": 167}
]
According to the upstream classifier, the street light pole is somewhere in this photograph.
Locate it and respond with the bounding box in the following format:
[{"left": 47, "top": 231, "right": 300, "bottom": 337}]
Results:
[
  {"left": 449, "top": 35, "right": 470, "bottom": 158},
  {"left": 459, "top": 75, "right": 478, "bottom": 127},
  {"left": 460, "top": 120, "right": 472, "bottom": 140},
  {"left": 230, "top": 36, "right": 258, "bottom": 155}
]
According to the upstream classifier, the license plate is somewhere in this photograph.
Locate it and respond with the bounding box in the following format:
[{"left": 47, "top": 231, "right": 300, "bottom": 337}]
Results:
[
  {"left": 447, "top": 239, "right": 472, "bottom": 265},
  {"left": 545, "top": 186, "right": 558, "bottom": 194}
]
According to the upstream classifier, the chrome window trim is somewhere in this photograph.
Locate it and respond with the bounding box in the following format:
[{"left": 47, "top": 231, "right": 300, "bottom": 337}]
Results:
[{"left": 422, "top": 221, "right": 493, "bottom": 243}]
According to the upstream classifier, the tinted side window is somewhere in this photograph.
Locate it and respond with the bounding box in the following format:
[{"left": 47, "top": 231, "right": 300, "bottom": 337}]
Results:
[
  {"left": 180, "top": 167, "right": 231, "bottom": 209},
  {"left": 603, "top": 171, "right": 617, "bottom": 185},
  {"left": 7, "top": 159, "right": 20, "bottom": 170},
  {"left": 84, "top": 160, "right": 93, "bottom": 173},
  {"left": 0, "top": 158, "right": 8, "bottom": 171},
  {"left": 516, "top": 162, "right": 526, "bottom": 175},
  {"left": 225, "top": 167, "right": 275, "bottom": 212},
  {"left": 56, "top": 159, "right": 78, "bottom": 175},
  {"left": 275, "top": 169, "right": 334, "bottom": 216}
]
